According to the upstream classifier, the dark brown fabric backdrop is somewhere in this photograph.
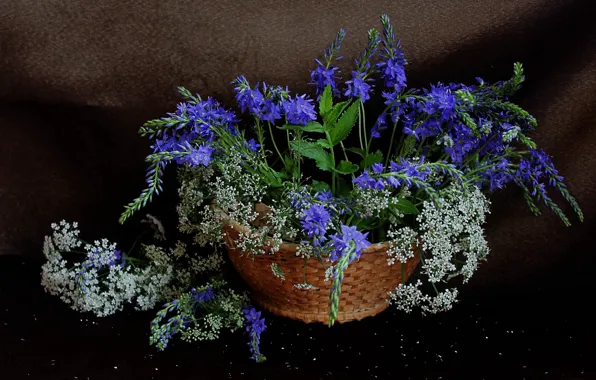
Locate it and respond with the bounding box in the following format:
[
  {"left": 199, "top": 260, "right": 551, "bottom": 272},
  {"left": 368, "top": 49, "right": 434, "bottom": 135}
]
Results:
[{"left": 1, "top": 0, "right": 595, "bottom": 292}]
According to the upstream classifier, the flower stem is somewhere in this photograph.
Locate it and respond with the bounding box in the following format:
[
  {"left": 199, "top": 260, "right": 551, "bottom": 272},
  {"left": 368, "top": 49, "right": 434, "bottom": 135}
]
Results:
[
  {"left": 361, "top": 101, "right": 368, "bottom": 156},
  {"left": 268, "top": 122, "right": 284, "bottom": 162},
  {"left": 385, "top": 120, "right": 399, "bottom": 167}
]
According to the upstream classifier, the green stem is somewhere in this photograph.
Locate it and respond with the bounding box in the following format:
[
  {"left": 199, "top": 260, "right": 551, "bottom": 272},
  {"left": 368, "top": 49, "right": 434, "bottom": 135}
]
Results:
[
  {"left": 385, "top": 120, "right": 399, "bottom": 167},
  {"left": 361, "top": 101, "right": 369, "bottom": 156},
  {"left": 358, "top": 105, "right": 364, "bottom": 151},
  {"left": 325, "top": 131, "right": 337, "bottom": 195},
  {"left": 268, "top": 122, "right": 284, "bottom": 162}
]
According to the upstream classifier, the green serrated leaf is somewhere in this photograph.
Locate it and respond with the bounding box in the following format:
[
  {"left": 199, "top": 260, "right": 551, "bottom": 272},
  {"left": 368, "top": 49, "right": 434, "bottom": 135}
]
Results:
[
  {"left": 317, "top": 139, "right": 331, "bottom": 148},
  {"left": 289, "top": 140, "right": 333, "bottom": 172},
  {"left": 311, "top": 180, "right": 331, "bottom": 193},
  {"left": 324, "top": 100, "right": 351, "bottom": 127},
  {"left": 394, "top": 198, "right": 420, "bottom": 215},
  {"left": 333, "top": 160, "right": 360, "bottom": 175},
  {"left": 319, "top": 85, "right": 333, "bottom": 116},
  {"left": 329, "top": 100, "right": 361, "bottom": 146},
  {"left": 362, "top": 150, "right": 383, "bottom": 169},
  {"left": 278, "top": 122, "right": 325, "bottom": 133},
  {"left": 282, "top": 155, "right": 299, "bottom": 179},
  {"left": 346, "top": 147, "right": 365, "bottom": 157}
]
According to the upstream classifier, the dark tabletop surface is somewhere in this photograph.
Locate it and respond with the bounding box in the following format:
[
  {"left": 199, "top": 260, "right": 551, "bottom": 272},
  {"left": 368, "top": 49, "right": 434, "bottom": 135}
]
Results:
[{"left": 1, "top": 254, "right": 593, "bottom": 380}]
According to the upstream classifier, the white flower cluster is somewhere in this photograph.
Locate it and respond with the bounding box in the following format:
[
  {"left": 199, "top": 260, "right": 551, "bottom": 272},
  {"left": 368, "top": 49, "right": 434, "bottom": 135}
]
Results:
[
  {"left": 270, "top": 263, "right": 285, "bottom": 281},
  {"left": 388, "top": 184, "right": 490, "bottom": 314},
  {"left": 295, "top": 243, "right": 314, "bottom": 259},
  {"left": 389, "top": 280, "right": 459, "bottom": 314},
  {"left": 386, "top": 226, "right": 418, "bottom": 265},
  {"left": 294, "top": 282, "right": 317, "bottom": 290},
  {"left": 354, "top": 188, "right": 393, "bottom": 219},
  {"left": 324, "top": 265, "right": 335, "bottom": 283},
  {"left": 416, "top": 184, "right": 490, "bottom": 283},
  {"left": 40, "top": 221, "right": 204, "bottom": 317},
  {"left": 180, "top": 288, "right": 246, "bottom": 342}
]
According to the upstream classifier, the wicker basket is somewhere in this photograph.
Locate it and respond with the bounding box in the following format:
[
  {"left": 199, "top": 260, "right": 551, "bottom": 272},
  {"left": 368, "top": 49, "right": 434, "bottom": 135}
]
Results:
[{"left": 221, "top": 204, "right": 420, "bottom": 324}]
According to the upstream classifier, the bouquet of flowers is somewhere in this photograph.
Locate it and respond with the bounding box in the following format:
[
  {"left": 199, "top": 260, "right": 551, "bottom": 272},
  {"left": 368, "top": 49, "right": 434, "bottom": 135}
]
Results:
[{"left": 40, "top": 14, "right": 583, "bottom": 362}]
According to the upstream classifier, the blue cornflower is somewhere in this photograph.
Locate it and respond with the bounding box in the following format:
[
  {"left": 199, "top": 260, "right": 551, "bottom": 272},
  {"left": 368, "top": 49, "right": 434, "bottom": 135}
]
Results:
[
  {"left": 242, "top": 306, "right": 266, "bottom": 362},
  {"left": 422, "top": 84, "right": 457, "bottom": 121},
  {"left": 283, "top": 95, "right": 317, "bottom": 125},
  {"left": 377, "top": 56, "right": 407, "bottom": 91},
  {"left": 309, "top": 29, "right": 346, "bottom": 97},
  {"left": 181, "top": 143, "right": 214, "bottom": 167},
  {"left": 190, "top": 286, "right": 215, "bottom": 304},
  {"left": 371, "top": 113, "right": 388, "bottom": 139},
  {"left": 260, "top": 99, "right": 283, "bottom": 123},
  {"left": 329, "top": 225, "right": 371, "bottom": 262},
  {"left": 377, "top": 13, "right": 407, "bottom": 91},
  {"left": 243, "top": 138, "right": 260, "bottom": 152},
  {"left": 300, "top": 204, "right": 331, "bottom": 239},
  {"left": 352, "top": 170, "right": 378, "bottom": 189},
  {"left": 371, "top": 163, "right": 384, "bottom": 174},
  {"left": 344, "top": 71, "right": 372, "bottom": 102},
  {"left": 310, "top": 64, "right": 341, "bottom": 97},
  {"left": 316, "top": 190, "right": 333, "bottom": 203}
]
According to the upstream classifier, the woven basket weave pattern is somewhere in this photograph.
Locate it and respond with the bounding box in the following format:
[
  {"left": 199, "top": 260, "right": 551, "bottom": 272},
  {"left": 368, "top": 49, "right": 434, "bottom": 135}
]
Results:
[{"left": 223, "top": 221, "right": 420, "bottom": 324}]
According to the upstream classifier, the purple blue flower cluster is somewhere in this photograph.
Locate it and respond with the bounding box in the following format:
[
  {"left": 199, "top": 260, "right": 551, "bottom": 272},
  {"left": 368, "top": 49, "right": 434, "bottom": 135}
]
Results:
[
  {"left": 242, "top": 306, "right": 267, "bottom": 362},
  {"left": 190, "top": 286, "right": 215, "bottom": 304},
  {"left": 232, "top": 76, "right": 317, "bottom": 126},
  {"left": 300, "top": 204, "right": 331, "bottom": 247},
  {"left": 310, "top": 29, "right": 346, "bottom": 97},
  {"left": 150, "top": 300, "right": 188, "bottom": 351},
  {"left": 344, "top": 29, "right": 381, "bottom": 103},
  {"left": 353, "top": 157, "right": 431, "bottom": 191},
  {"left": 329, "top": 225, "right": 372, "bottom": 262},
  {"left": 512, "top": 149, "right": 583, "bottom": 225},
  {"left": 376, "top": 14, "right": 407, "bottom": 92},
  {"left": 328, "top": 224, "right": 372, "bottom": 326}
]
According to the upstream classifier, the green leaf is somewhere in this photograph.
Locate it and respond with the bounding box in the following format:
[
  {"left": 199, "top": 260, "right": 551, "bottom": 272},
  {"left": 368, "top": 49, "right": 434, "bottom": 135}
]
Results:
[
  {"left": 289, "top": 140, "right": 333, "bottom": 172},
  {"left": 319, "top": 85, "right": 333, "bottom": 116},
  {"left": 329, "top": 100, "right": 361, "bottom": 146},
  {"left": 333, "top": 160, "right": 360, "bottom": 175},
  {"left": 278, "top": 122, "right": 325, "bottom": 133},
  {"left": 317, "top": 139, "right": 331, "bottom": 148},
  {"left": 311, "top": 180, "right": 331, "bottom": 193},
  {"left": 346, "top": 147, "right": 365, "bottom": 157},
  {"left": 362, "top": 150, "right": 383, "bottom": 169},
  {"left": 393, "top": 198, "right": 420, "bottom": 215},
  {"left": 282, "top": 155, "right": 299, "bottom": 179},
  {"left": 324, "top": 100, "right": 351, "bottom": 127}
]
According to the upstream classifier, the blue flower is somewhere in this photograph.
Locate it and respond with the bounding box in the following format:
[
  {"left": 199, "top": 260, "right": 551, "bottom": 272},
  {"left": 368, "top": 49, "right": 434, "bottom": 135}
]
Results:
[
  {"left": 422, "top": 84, "right": 457, "bottom": 121},
  {"left": 260, "top": 99, "right": 283, "bottom": 123},
  {"left": 371, "top": 113, "right": 388, "bottom": 139},
  {"left": 371, "top": 163, "right": 384, "bottom": 174},
  {"left": 309, "top": 29, "right": 346, "bottom": 97},
  {"left": 377, "top": 56, "right": 407, "bottom": 92},
  {"left": 283, "top": 95, "right": 317, "bottom": 125},
  {"left": 300, "top": 204, "right": 331, "bottom": 239},
  {"left": 190, "top": 286, "right": 215, "bottom": 304},
  {"left": 316, "top": 190, "right": 333, "bottom": 203},
  {"left": 329, "top": 225, "right": 371, "bottom": 262},
  {"left": 181, "top": 144, "right": 214, "bottom": 167},
  {"left": 243, "top": 138, "right": 260, "bottom": 152},
  {"left": 353, "top": 170, "right": 377, "bottom": 189},
  {"left": 242, "top": 306, "right": 266, "bottom": 362},
  {"left": 344, "top": 71, "right": 372, "bottom": 102},
  {"left": 310, "top": 64, "right": 341, "bottom": 97}
]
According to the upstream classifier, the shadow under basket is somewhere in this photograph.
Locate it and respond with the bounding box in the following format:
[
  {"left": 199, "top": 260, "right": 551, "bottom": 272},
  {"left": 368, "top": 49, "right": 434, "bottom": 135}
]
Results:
[{"left": 223, "top": 220, "right": 420, "bottom": 324}]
